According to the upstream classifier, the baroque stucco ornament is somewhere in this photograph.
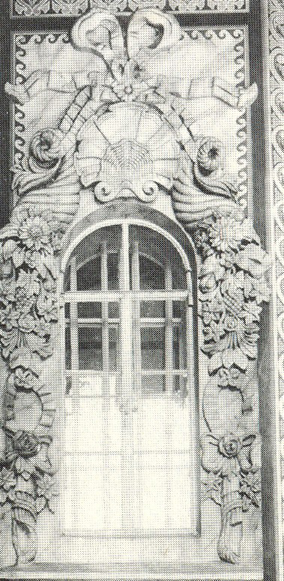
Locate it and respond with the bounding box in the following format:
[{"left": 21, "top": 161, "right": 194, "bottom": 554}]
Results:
[{"left": 1, "top": 7, "right": 269, "bottom": 568}]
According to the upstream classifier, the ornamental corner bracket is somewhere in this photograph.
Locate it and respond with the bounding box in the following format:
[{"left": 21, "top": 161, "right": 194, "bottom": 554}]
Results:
[{"left": 0, "top": 6, "right": 269, "bottom": 567}]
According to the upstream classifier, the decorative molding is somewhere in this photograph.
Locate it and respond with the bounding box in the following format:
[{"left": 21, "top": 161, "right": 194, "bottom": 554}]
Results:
[
  {"left": 268, "top": 0, "right": 284, "bottom": 549},
  {"left": 11, "top": 0, "right": 249, "bottom": 17},
  {"left": 2, "top": 6, "right": 266, "bottom": 567}
]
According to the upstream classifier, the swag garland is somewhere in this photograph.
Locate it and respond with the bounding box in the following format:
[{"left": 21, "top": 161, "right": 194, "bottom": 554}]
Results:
[{"left": 0, "top": 205, "right": 63, "bottom": 563}]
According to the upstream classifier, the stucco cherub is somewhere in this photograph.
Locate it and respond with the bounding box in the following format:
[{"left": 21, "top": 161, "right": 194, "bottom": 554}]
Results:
[{"left": 5, "top": 8, "right": 257, "bottom": 112}]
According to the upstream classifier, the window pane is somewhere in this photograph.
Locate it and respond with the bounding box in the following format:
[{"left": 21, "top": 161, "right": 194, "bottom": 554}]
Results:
[
  {"left": 173, "top": 326, "right": 181, "bottom": 370},
  {"left": 109, "top": 326, "right": 118, "bottom": 372},
  {"left": 78, "top": 327, "right": 102, "bottom": 370},
  {"left": 142, "top": 375, "right": 165, "bottom": 395},
  {"left": 141, "top": 327, "right": 165, "bottom": 370},
  {"left": 108, "top": 253, "right": 119, "bottom": 290},
  {"left": 139, "top": 255, "right": 165, "bottom": 290},
  {"left": 65, "top": 326, "right": 71, "bottom": 370},
  {"left": 77, "top": 256, "right": 101, "bottom": 291},
  {"left": 108, "top": 302, "right": 119, "bottom": 319},
  {"left": 77, "top": 302, "right": 102, "bottom": 318},
  {"left": 140, "top": 301, "right": 165, "bottom": 318}
]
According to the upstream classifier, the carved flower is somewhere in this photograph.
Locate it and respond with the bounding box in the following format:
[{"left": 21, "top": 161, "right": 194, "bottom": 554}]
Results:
[
  {"left": 218, "top": 366, "right": 240, "bottom": 388},
  {"left": 109, "top": 60, "right": 155, "bottom": 103},
  {"left": 30, "top": 129, "right": 62, "bottom": 167},
  {"left": 34, "top": 319, "right": 51, "bottom": 338},
  {"left": 18, "top": 215, "right": 52, "bottom": 253},
  {"left": 6, "top": 430, "right": 51, "bottom": 480},
  {"left": 201, "top": 432, "right": 257, "bottom": 478},
  {"left": 0, "top": 468, "right": 16, "bottom": 505},
  {"left": 13, "top": 367, "right": 36, "bottom": 390},
  {"left": 208, "top": 216, "right": 244, "bottom": 253},
  {"left": 17, "top": 313, "right": 36, "bottom": 334},
  {"left": 218, "top": 434, "right": 242, "bottom": 459},
  {"left": 197, "top": 138, "right": 223, "bottom": 173},
  {"left": 12, "top": 430, "right": 40, "bottom": 459}
]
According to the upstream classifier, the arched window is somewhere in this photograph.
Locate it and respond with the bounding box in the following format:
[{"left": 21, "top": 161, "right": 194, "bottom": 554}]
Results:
[{"left": 63, "top": 221, "right": 199, "bottom": 535}]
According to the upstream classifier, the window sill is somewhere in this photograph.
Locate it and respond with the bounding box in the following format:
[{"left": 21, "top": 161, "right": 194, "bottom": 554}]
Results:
[{"left": 0, "top": 561, "right": 263, "bottom": 580}]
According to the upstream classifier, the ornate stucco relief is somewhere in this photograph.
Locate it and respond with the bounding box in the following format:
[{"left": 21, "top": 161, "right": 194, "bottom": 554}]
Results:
[
  {"left": 11, "top": 25, "right": 251, "bottom": 210},
  {"left": 11, "top": 0, "right": 249, "bottom": 17},
  {"left": 0, "top": 6, "right": 268, "bottom": 570}
]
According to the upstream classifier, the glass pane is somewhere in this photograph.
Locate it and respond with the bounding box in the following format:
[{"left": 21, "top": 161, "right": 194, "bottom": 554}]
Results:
[
  {"left": 77, "top": 302, "right": 102, "bottom": 318},
  {"left": 140, "top": 301, "right": 165, "bottom": 318},
  {"left": 108, "top": 253, "right": 119, "bottom": 290},
  {"left": 77, "top": 256, "right": 101, "bottom": 291},
  {"left": 173, "top": 301, "right": 183, "bottom": 318},
  {"left": 173, "top": 326, "right": 181, "bottom": 370},
  {"left": 108, "top": 302, "right": 119, "bottom": 319},
  {"left": 142, "top": 375, "right": 165, "bottom": 395},
  {"left": 109, "top": 327, "right": 118, "bottom": 372},
  {"left": 65, "top": 326, "right": 71, "bottom": 370},
  {"left": 141, "top": 327, "right": 165, "bottom": 370},
  {"left": 78, "top": 327, "right": 102, "bottom": 370},
  {"left": 139, "top": 255, "right": 165, "bottom": 290},
  {"left": 65, "top": 303, "right": 70, "bottom": 319}
]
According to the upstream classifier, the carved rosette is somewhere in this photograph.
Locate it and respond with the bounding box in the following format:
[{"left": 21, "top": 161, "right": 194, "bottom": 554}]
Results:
[{"left": 1, "top": 5, "right": 269, "bottom": 568}]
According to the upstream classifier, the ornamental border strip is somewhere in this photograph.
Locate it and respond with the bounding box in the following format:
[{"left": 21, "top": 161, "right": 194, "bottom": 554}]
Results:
[
  {"left": 11, "top": 0, "right": 249, "bottom": 17},
  {"left": 268, "top": 0, "right": 284, "bottom": 548}
]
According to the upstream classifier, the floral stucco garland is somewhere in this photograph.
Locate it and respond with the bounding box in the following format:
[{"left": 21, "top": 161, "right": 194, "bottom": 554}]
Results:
[
  {"left": 0, "top": 205, "right": 63, "bottom": 563},
  {"left": 193, "top": 208, "right": 270, "bottom": 563}
]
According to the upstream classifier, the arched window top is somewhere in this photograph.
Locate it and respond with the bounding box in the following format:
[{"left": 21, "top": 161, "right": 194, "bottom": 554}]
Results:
[{"left": 64, "top": 222, "right": 189, "bottom": 292}]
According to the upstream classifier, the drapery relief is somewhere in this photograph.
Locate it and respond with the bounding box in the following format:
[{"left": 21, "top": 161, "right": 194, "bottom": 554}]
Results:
[{"left": 1, "top": 7, "right": 269, "bottom": 568}]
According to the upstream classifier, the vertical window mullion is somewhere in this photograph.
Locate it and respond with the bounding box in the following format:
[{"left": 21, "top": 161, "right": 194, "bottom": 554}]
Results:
[
  {"left": 70, "top": 257, "right": 79, "bottom": 407},
  {"left": 132, "top": 240, "right": 141, "bottom": 399},
  {"left": 101, "top": 241, "right": 109, "bottom": 394},
  {"left": 165, "top": 262, "right": 173, "bottom": 393},
  {"left": 119, "top": 222, "right": 135, "bottom": 529},
  {"left": 101, "top": 241, "right": 111, "bottom": 529},
  {"left": 69, "top": 256, "right": 79, "bottom": 530}
]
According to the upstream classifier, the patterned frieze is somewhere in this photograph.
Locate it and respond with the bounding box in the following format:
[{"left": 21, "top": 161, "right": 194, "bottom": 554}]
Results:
[{"left": 11, "top": 0, "right": 249, "bottom": 17}]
